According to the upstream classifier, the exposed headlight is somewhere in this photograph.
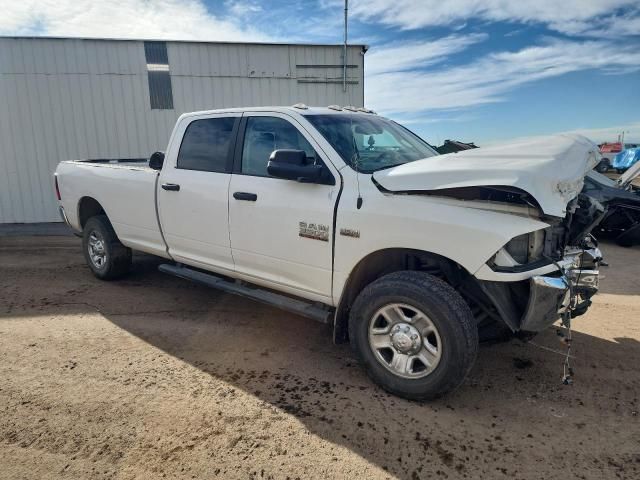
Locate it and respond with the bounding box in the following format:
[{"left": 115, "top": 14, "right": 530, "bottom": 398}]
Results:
[
  {"left": 503, "top": 230, "right": 545, "bottom": 265},
  {"left": 504, "top": 233, "right": 529, "bottom": 264}
]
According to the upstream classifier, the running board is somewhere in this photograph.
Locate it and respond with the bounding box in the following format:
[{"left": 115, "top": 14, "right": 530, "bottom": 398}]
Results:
[{"left": 158, "top": 263, "right": 333, "bottom": 324}]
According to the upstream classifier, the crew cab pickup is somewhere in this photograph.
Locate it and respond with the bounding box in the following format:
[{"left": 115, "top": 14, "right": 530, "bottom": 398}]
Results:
[{"left": 55, "top": 105, "right": 603, "bottom": 399}]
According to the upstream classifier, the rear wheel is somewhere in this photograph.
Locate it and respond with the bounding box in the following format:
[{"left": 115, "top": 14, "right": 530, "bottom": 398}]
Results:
[
  {"left": 82, "top": 215, "right": 131, "bottom": 280},
  {"left": 349, "top": 271, "right": 478, "bottom": 400}
]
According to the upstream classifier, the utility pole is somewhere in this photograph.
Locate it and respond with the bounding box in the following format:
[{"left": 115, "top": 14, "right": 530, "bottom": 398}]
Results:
[{"left": 343, "top": 0, "right": 348, "bottom": 93}]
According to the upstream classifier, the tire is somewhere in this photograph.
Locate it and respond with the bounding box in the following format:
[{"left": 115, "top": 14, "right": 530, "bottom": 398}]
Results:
[
  {"left": 595, "top": 161, "right": 608, "bottom": 173},
  {"left": 82, "top": 215, "right": 132, "bottom": 280},
  {"left": 348, "top": 271, "right": 479, "bottom": 400}
]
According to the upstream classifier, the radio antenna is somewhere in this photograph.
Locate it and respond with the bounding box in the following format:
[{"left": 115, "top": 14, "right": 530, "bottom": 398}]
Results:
[
  {"left": 350, "top": 117, "right": 363, "bottom": 209},
  {"left": 343, "top": 0, "right": 348, "bottom": 93}
]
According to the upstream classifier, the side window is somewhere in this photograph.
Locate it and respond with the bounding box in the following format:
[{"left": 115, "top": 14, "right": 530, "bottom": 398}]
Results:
[
  {"left": 241, "top": 116, "right": 318, "bottom": 177},
  {"left": 177, "top": 117, "right": 236, "bottom": 172}
]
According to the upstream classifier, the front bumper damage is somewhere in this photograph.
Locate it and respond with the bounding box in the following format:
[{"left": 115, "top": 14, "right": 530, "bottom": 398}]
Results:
[
  {"left": 479, "top": 247, "right": 601, "bottom": 333},
  {"left": 520, "top": 247, "right": 600, "bottom": 331}
]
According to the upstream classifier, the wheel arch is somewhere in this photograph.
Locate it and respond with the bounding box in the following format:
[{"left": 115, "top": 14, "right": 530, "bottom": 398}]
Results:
[
  {"left": 77, "top": 196, "right": 107, "bottom": 230},
  {"left": 333, "top": 248, "right": 483, "bottom": 343}
]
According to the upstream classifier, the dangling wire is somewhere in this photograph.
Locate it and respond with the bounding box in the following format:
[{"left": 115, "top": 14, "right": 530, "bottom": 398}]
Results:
[
  {"left": 560, "top": 306, "right": 574, "bottom": 385},
  {"left": 561, "top": 246, "right": 587, "bottom": 385},
  {"left": 545, "top": 256, "right": 577, "bottom": 385}
]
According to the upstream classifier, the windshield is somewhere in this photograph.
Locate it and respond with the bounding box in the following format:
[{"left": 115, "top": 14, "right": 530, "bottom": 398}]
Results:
[{"left": 305, "top": 114, "right": 438, "bottom": 173}]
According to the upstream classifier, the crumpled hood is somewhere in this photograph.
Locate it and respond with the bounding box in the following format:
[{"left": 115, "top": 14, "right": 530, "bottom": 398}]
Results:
[{"left": 373, "top": 133, "right": 599, "bottom": 217}]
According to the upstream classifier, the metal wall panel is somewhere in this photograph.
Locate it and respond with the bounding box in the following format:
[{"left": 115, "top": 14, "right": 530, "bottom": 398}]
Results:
[{"left": 0, "top": 37, "right": 364, "bottom": 223}]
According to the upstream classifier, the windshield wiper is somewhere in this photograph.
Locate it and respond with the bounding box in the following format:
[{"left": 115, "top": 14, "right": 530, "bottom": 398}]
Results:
[{"left": 374, "top": 162, "right": 411, "bottom": 172}]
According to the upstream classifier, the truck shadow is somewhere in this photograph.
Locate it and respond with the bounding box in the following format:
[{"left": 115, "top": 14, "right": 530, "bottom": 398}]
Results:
[
  {"left": 2, "top": 237, "right": 638, "bottom": 479},
  {"left": 96, "top": 253, "right": 640, "bottom": 479}
]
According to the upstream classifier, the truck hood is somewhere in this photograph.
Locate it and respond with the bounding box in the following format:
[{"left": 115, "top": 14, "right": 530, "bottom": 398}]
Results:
[{"left": 373, "top": 134, "right": 599, "bottom": 218}]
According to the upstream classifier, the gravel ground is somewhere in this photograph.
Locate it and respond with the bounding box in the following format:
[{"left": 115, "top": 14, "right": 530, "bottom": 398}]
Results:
[{"left": 1, "top": 236, "right": 638, "bottom": 479}]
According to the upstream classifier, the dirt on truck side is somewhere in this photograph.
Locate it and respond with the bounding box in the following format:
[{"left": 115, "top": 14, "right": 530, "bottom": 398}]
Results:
[{"left": 0, "top": 235, "right": 639, "bottom": 480}]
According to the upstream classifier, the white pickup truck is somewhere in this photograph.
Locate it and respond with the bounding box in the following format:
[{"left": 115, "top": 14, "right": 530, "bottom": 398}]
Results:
[{"left": 55, "top": 105, "right": 603, "bottom": 399}]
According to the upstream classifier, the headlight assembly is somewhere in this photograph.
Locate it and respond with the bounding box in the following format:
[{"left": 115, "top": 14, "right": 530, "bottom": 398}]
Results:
[{"left": 501, "top": 229, "right": 546, "bottom": 265}]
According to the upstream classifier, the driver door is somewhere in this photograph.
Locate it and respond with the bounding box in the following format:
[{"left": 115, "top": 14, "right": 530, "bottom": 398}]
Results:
[{"left": 228, "top": 112, "right": 339, "bottom": 303}]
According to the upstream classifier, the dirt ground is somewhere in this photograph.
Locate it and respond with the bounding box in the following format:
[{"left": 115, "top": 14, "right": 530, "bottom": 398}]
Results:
[{"left": 1, "top": 236, "right": 638, "bottom": 480}]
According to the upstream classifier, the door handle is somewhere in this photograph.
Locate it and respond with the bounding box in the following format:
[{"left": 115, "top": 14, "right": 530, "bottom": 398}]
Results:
[
  {"left": 233, "top": 192, "right": 257, "bottom": 201},
  {"left": 161, "top": 183, "right": 180, "bottom": 191}
]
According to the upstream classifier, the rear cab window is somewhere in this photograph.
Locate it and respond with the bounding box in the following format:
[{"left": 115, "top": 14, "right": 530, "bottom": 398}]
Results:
[{"left": 177, "top": 117, "right": 237, "bottom": 172}]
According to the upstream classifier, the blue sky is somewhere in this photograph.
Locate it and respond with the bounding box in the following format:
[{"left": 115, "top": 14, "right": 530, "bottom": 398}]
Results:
[{"left": 2, "top": 0, "right": 639, "bottom": 145}]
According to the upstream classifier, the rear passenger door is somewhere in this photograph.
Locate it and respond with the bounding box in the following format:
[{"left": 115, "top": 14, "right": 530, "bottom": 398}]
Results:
[
  {"left": 228, "top": 112, "right": 339, "bottom": 303},
  {"left": 158, "top": 113, "right": 239, "bottom": 273}
]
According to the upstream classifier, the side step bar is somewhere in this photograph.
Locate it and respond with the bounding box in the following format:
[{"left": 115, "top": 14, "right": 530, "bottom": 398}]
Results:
[{"left": 158, "top": 263, "right": 333, "bottom": 324}]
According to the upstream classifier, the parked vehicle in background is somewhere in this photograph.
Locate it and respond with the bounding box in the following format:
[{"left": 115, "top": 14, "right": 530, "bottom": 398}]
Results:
[
  {"left": 611, "top": 147, "right": 640, "bottom": 173},
  {"left": 55, "top": 107, "right": 604, "bottom": 399},
  {"left": 435, "top": 139, "right": 478, "bottom": 154},
  {"left": 585, "top": 163, "right": 640, "bottom": 246},
  {"left": 596, "top": 142, "right": 623, "bottom": 172},
  {"left": 596, "top": 142, "right": 640, "bottom": 173}
]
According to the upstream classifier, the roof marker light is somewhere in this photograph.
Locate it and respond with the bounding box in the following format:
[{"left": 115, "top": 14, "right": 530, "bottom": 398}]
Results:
[
  {"left": 327, "top": 105, "right": 342, "bottom": 111},
  {"left": 292, "top": 103, "right": 308, "bottom": 109}
]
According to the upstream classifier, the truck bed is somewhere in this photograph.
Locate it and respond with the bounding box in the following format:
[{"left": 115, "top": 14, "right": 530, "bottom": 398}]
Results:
[
  {"left": 56, "top": 158, "right": 167, "bottom": 257},
  {"left": 64, "top": 158, "right": 151, "bottom": 171}
]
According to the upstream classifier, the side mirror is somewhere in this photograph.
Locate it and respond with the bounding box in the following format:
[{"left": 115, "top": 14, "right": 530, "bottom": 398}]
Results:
[
  {"left": 267, "top": 149, "right": 323, "bottom": 183},
  {"left": 149, "top": 151, "right": 165, "bottom": 170}
]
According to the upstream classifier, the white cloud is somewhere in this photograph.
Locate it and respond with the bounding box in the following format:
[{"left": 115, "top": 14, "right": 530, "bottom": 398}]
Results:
[
  {"left": 225, "top": 1, "right": 262, "bottom": 18},
  {"left": 563, "top": 10, "right": 640, "bottom": 37},
  {"left": 333, "top": 0, "right": 639, "bottom": 36},
  {"left": 560, "top": 122, "right": 640, "bottom": 144},
  {"left": 366, "top": 38, "right": 640, "bottom": 115},
  {"left": 477, "top": 122, "right": 640, "bottom": 146},
  {"left": 365, "top": 33, "right": 487, "bottom": 75},
  {"left": 0, "top": 0, "right": 273, "bottom": 41},
  {"left": 2, "top": 0, "right": 637, "bottom": 136}
]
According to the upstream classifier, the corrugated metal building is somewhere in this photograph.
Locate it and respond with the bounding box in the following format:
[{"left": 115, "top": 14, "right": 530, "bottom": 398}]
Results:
[{"left": 0, "top": 37, "right": 366, "bottom": 224}]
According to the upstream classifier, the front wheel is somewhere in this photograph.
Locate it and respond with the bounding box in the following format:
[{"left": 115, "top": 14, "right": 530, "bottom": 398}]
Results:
[{"left": 349, "top": 271, "right": 478, "bottom": 400}]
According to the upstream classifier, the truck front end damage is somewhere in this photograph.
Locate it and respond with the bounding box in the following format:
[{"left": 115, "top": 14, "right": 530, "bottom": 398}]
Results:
[
  {"left": 373, "top": 132, "right": 606, "bottom": 335},
  {"left": 478, "top": 243, "right": 601, "bottom": 334},
  {"left": 475, "top": 192, "right": 605, "bottom": 334}
]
